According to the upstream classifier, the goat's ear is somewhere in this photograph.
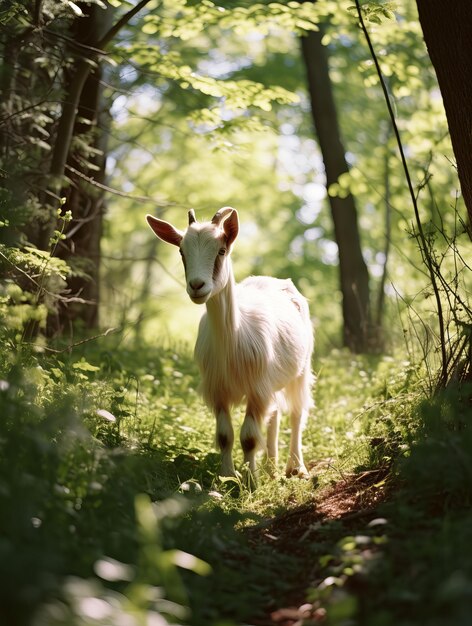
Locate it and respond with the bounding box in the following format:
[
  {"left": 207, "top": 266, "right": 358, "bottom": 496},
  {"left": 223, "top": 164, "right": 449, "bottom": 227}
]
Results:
[
  {"left": 146, "top": 214, "right": 183, "bottom": 247},
  {"left": 222, "top": 208, "right": 239, "bottom": 247}
]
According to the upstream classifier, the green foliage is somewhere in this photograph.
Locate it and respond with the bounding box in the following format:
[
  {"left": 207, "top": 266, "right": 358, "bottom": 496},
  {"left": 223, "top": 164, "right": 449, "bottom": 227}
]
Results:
[
  {"left": 0, "top": 318, "right": 470, "bottom": 626},
  {"left": 0, "top": 316, "right": 408, "bottom": 622},
  {"left": 0, "top": 205, "right": 72, "bottom": 343},
  {"left": 349, "top": 1, "right": 396, "bottom": 25},
  {"left": 98, "top": 0, "right": 467, "bottom": 360},
  {"left": 151, "top": 0, "right": 322, "bottom": 39},
  {"left": 123, "top": 39, "right": 300, "bottom": 116},
  {"left": 400, "top": 385, "right": 472, "bottom": 507},
  {"left": 1, "top": 0, "right": 472, "bottom": 623},
  {"left": 324, "top": 383, "right": 472, "bottom": 626},
  {"left": 0, "top": 0, "right": 24, "bottom": 25},
  {"left": 0, "top": 343, "right": 210, "bottom": 625}
]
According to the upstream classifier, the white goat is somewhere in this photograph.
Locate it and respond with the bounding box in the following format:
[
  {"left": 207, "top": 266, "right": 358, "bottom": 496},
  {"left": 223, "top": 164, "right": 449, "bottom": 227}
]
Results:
[{"left": 146, "top": 207, "right": 314, "bottom": 480}]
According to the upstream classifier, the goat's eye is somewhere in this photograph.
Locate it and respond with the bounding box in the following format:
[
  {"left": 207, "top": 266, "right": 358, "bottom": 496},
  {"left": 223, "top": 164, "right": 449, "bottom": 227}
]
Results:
[{"left": 218, "top": 248, "right": 226, "bottom": 256}]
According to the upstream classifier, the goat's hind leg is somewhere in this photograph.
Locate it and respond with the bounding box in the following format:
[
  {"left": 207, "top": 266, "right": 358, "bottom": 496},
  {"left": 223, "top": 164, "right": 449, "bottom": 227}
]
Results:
[
  {"left": 285, "top": 375, "right": 311, "bottom": 478},
  {"left": 216, "top": 408, "right": 236, "bottom": 477},
  {"left": 264, "top": 407, "right": 280, "bottom": 477},
  {"left": 286, "top": 408, "right": 309, "bottom": 478}
]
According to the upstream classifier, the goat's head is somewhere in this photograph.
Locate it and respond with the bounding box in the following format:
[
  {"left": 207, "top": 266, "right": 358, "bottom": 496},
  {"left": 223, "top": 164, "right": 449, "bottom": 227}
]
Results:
[{"left": 146, "top": 208, "right": 239, "bottom": 304}]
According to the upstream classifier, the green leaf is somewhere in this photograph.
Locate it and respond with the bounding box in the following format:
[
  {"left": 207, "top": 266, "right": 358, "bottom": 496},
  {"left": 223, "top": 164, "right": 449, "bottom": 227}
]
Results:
[
  {"left": 72, "top": 359, "right": 100, "bottom": 372},
  {"left": 169, "top": 549, "right": 212, "bottom": 575}
]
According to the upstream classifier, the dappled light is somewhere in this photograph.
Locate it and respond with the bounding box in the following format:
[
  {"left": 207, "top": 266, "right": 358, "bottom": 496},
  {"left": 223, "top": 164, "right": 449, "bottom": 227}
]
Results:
[{"left": 1, "top": 0, "right": 471, "bottom": 625}]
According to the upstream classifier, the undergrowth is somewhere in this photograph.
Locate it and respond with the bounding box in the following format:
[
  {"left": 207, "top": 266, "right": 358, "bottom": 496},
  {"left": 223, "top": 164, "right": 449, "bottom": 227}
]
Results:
[{"left": 0, "top": 333, "right": 471, "bottom": 626}]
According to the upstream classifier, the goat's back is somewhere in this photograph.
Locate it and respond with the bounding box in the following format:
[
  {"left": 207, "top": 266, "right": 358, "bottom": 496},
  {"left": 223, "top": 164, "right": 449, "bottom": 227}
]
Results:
[
  {"left": 238, "top": 276, "right": 310, "bottom": 324},
  {"left": 196, "top": 275, "right": 313, "bottom": 410}
]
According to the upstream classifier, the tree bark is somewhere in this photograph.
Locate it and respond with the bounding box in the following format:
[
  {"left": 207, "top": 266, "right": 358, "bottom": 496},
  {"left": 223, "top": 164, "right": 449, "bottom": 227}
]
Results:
[
  {"left": 44, "top": 0, "right": 152, "bottom": 333},
  {"left": 49, "top": 3, "right": 113, "bottom": 334},
  {"left": 301, "top": 26, "right": 374, "bottom": 353},
  {"left": 47, "top": 0, "right": 152, "bottom": 190},
  {"left": 416, "top": 0, "right": 472, "bottom": 231}
]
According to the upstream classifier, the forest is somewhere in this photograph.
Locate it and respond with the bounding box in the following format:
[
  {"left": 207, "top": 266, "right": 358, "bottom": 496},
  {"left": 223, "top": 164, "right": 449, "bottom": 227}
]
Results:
[{"left": 0, "top": 0, "right": 471, "bottom": 624}]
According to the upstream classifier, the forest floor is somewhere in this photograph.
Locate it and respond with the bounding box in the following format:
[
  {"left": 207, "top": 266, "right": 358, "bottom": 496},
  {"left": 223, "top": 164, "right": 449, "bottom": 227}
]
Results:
[
  {"left": 247, "top": 468, "right": 390, "bottom": 625},
  {"left": 1, "top": 338, "right": 472, "bottom": 626}
]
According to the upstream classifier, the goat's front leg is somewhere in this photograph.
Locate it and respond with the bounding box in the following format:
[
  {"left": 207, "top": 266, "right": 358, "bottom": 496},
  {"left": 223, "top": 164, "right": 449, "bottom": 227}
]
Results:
[
  {"left": 215, "top": 408, "right": 236, "bottom": 477},
  {"left": 240, "top": 400, "right": 266, "bottom": 480}
]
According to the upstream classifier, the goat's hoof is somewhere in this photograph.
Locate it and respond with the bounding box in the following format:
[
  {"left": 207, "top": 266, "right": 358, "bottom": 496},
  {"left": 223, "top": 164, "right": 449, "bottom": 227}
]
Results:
[
  {"left": 219, "top": 464, "right": 237, "bottom": 479},
  {"left": 285, "top": 465, "right": 310, "bottom": 479},
  {"left": 219, "top": 471, "right": 237, "bottom": 479}
]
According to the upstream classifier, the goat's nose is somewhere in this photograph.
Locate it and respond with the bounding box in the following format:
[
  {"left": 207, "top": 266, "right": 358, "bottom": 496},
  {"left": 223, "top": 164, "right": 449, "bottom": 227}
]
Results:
[{"left": 189, "top": 279, "right": 205, "bottom": 291}]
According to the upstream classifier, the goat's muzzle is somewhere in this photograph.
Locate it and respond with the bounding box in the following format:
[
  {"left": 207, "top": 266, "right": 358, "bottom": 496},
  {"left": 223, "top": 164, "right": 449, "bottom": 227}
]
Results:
[{"left": 187, "top": 278, "right": 211, "bottom": 304}]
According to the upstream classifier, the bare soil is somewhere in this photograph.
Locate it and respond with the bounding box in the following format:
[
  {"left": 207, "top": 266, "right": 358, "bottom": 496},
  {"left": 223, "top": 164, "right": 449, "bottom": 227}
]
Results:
[{"left": 245, "top": 468, "right": 390, "bottom": 626}]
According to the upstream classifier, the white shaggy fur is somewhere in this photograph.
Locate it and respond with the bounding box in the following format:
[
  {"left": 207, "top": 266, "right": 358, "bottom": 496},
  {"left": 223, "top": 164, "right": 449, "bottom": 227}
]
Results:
[{"left": 146, "top": 208, "right": 314, "bottom": 480}]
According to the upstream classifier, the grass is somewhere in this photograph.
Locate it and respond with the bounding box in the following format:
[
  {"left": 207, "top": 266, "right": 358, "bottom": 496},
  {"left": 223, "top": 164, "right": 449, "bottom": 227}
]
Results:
[{"left": 0, "top": 332, "right": 471, "bottom": 626}]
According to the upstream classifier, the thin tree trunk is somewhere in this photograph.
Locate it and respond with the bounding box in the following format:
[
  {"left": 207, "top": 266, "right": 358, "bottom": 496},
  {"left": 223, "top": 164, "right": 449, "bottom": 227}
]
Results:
[
  {"left": 416, "top": 0, "right": 472, "bottom": 233},
  {"left": 133, "top": 238, "right": 159, "bottom": 343},
  {"left": 301, "top": 26, "right": 373, "bottom": 353},
  {"left": 375, "top": 126, "right": 391, "bottom": 335},
  {"left": 53, "top": 67, "right": 106, "bottom": 332},
  {"left": 47, "top": 0, "right": 152, "bottom": 190},
  {"left": 49, "top": 3, "right": 112, "bottom": 333},
  {"left": 45, "top": 0, "right": 152, "bottom": 333}
]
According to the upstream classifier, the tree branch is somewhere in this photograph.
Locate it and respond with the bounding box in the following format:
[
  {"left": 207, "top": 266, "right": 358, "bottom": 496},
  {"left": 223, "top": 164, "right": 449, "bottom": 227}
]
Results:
[
  {"left": 49, "top": 0, "right": 153, "bottom": 187},
  {"left": 34, "top": 0, "right": 44, "bottom": 27},
  {"left": 65, "top": 164, "right": 177, "bottom": 207},
  {"left": 98, "top": 0, "right": 153, "bottom": 48},
  {"left": 354, "top": 0, "right": 448, "bottom": 385}
]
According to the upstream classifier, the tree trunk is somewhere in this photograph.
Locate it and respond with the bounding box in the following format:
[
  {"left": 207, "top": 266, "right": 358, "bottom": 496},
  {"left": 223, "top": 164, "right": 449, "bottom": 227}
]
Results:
[
  {"left": 45, "top": 0, "right": 151, "bottom": 334},
  {"left": 416, "top": 0, "right": 472, "bottom": 232},
  {"left": 301, "top": 26, "right": 374, "bottom": 353},
  {"left": 48, "top": 3, "right": 113, "bottom": 334},
  {"left": 54, "top": 66, "right": 108, "bottom": 332}
]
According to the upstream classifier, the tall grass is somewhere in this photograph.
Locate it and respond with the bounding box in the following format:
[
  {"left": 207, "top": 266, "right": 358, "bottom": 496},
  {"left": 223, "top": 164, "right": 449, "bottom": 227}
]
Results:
[{"left": 1, "top": 326, "right": 471, "bottom": 625}]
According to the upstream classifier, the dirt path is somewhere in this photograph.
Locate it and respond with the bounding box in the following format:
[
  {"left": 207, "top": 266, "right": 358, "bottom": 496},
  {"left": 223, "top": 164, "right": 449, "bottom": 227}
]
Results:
[{"left": 245, "top": 468, "right": 390, "bottom": 625}]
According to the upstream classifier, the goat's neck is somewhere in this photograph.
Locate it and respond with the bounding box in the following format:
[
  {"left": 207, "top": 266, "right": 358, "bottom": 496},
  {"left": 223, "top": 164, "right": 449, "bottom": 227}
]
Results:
[{"left": 205, "top": 262, "right": 239, "bottom": 344}]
